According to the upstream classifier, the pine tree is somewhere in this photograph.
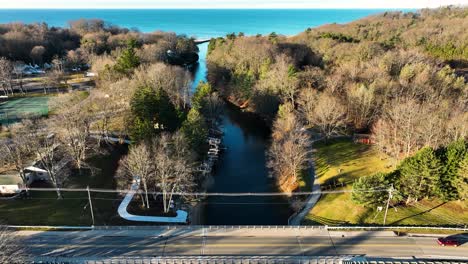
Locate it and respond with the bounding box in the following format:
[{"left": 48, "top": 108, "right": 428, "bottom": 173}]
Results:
[
  {"left": 114, "top": 39, "right": 140, "bottom": 75},
  {"left": 438, "top": 140, "right": 467, "bottom": 200},
  {"left": 129, "top": 86, "right": 181, "bottom": 142},
  {"left": 352, "top": 173, "right": 389, "bottom": 207},
  {"left": 191, "top": 81, "right": 213, "bottom": 111},
  {"left": 455, "top": 155, "right": 468, "bottom": 200},
  {"left": 181, "top": 108, "right": 208, "bottom": 153},
  {"left": 397, "top": 147, "right": 442, "bottom": 203}
]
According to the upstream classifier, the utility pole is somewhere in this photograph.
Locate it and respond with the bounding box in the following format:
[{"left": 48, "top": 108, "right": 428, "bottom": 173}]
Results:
[
  {"left": 383, "top": 184, "right": 394, "bottom": 226},
  {"left": 87, "top": 186, "right": 95, "bottom": 227}
]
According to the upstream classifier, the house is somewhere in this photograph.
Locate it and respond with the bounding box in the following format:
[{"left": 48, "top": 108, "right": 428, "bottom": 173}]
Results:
[
  {"left": 13, "top": 64, "right": 45, "bottom": 76},
  {"left": 24, "top": 166, "right": 50, "bottom": 184},
  {"left": 85, "top": 71, "right": 97, "bottom": 77},
  {"left": 353, "top": 133, "right": 374, "bottom": 145},
  {"left": 0, "top": 173, "right": 23, "bottom": 194},
  {"left": 0, "top": 165, "right": 50, "bottom": 193}
]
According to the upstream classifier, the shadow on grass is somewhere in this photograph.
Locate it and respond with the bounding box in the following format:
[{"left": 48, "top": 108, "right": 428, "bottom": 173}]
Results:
[
  {"left": 304, "top": 214, "right": 350, "bottom": 226},
  {"left": 313, "top": 138, "right": 373, "bottom": 182},
  {"left": 388, "top": 202, "right": 446, "bottom": 226}
]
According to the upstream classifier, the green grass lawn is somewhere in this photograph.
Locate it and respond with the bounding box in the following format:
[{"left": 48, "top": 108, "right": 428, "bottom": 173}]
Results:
[
  {"left": 0, "top": 144, "right": 131, "bottom": 226},
  {"left": 0, "top": 96, "right": 49, "bottom": 125},
  {"left": 313, "top": 138, "right": 392, "bottom": 185},
  {"left": 304, "top": 138, "right": 468, "bottom": 227}
]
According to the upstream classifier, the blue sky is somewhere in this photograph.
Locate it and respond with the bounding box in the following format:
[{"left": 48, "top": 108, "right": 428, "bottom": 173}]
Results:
[{"left": 0, "top": 0, "right": 467, "bottom": 9}]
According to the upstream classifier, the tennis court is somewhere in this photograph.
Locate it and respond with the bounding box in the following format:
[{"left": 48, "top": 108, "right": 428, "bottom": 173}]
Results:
[{"left": 0, "top": 96, "right": 49, "bottom": 125}]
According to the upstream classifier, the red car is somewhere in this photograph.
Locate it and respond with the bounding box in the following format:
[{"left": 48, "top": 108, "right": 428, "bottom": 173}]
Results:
[{"left": 437, "top": 237, "right": 460, "bottom": 247}]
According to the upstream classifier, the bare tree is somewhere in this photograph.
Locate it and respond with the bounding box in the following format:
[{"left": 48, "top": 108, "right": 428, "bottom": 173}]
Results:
[
  {"left": 91, "top": 92, "right": 118, "bottom": 143},
  {"left": 12, "top": 61, "right": 26, "bottom": 94},
  {"left": 0, "top": 57, "right": 13, "bottom": 95},
  {"left": 29, "top": 121, "right": 70, "bottom": 199},
  {"left": 65, "top": 49, "right": 85, "bottom": 69},
  {"left": 0, "top": 226, "right": 26, "bottom": 263},
  {"left": 297, "top": 88, "right": 319, "bottom": 126},
  {"left": 0, "top": 127, "right": 35, "bottom": 186},
  {"left": 256, "top": 54, "right": 299, "bottom": 105},
  {"left": 346, "top": 84, "right": 377, "bottom": 129},
  {"left": 55, "top": 111, "right": 91, "bottom": 170},
  {"left": 372, "top": 99, "right": 423, "bottom": 160},
  {"left": 418, "top": 104, "right": 446, "bottom": 147},
  {"left": 134, "top": 63, "right": 192, "bottom": 109},
  {"left": 267, "top": 107, "right": 311, "bottom": 193},
  {"left": 30, "top": 45, "right": 46, "bottom": 65},
  {"left": 308, "top": 92, "right": 347, "bottom": 140},
  {"left": 120, "top": 143, "right": 153, "bottom": 208},
  {"left": 152, "top": 134, "right": 194, "bottom": 213},
  {"left": 44, "top": 59, "right": 65, "bottom": 93},
  {"left": 446, "top": 110, "right": 468, "bottom": 143},
  {"left": 48, "top": 92, "right": 93, "bottom": 170}
]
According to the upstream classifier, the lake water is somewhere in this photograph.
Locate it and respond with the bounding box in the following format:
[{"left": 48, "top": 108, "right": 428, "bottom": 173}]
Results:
[
  {"left": 0, "top": 9, "right": 409, "bottom": 37},
  {"left": 1, "top": 9, "right": 405, "bottom": 224}
]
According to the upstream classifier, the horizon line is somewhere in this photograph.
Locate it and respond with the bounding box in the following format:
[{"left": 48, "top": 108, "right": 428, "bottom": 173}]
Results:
[{"left": 0, "top": 6, "right": 455, "bottom": 10}]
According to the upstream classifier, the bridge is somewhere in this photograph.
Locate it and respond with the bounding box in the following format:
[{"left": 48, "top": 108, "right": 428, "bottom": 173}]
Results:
[
  {"left": 195, "top": 38, "right": 211, "bottom": 44},
  {"left": 15, "top": 226, "right": 468, "bottom": 263}
]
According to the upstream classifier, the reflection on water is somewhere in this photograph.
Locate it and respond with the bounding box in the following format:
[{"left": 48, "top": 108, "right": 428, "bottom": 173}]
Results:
[{"left": 193, "top": 43, "right": 292, "bottom": 225}]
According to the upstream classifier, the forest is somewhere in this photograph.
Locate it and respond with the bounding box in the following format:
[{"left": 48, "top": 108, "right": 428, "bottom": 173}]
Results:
[
  {"left": 0, "top": 7, "right": 467, "bottom": 217},
  {"left": 0, "top": 19, "right": 213, "bottom": 213},
  {"left": 0, "top": 18, "right": 198, "bottom": 66},
  {"left": 207, "top": 6, "right": 467, "bottom": 196}
]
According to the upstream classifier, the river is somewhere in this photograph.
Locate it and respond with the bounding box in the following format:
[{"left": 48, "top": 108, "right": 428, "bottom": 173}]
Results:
[{"left": 192, "top": 43, "right": 293, "bottom": 225}]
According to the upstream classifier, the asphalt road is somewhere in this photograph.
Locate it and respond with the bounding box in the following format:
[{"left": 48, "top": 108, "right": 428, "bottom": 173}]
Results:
[{"left": 17, "top": 228, "right": 468, "bottom": 260}]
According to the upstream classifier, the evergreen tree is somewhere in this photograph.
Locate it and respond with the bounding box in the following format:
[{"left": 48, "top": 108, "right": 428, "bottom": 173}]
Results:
[
  {"left": 191, "top": 81, "right": 213, "bottom": 111},
  {"left": 114, "top": 39, "right": 140, "bottom": 75},
  {"left": 129, "top": 86, "right": 181, "bottom": 142},
  {"left": 455, "top": 155, "right": 468, "bottom": 200},
  {"left": 438, "top": 140, "right": 467, "bottom": 200},
  {"left": 181, "top": 108, "right": 208, "bottom": 153},
  {"left": 397, "top": 147, "right": 442, "bottom": 203},
  {"left": 352, "top": 173, "right": 389, "bottom": 207}
]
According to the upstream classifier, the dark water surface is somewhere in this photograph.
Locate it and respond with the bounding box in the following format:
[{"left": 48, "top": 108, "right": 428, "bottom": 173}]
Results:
[
  {"left": 192, "top": 43, "right": 292, "bottom": 224},
  {"left": 202, "top": 103, "right": 293, "bottom": 225}
]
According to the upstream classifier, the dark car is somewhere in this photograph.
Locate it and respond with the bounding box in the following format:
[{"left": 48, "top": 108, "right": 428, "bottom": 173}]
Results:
[{"left": 437, "top": 237, "right": 460, "bottom": 247}]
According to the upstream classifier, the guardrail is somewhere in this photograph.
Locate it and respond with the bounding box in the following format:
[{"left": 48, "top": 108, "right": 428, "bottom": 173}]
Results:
[
  {"left": 30, "top": 256, "right": 468, "bottom": 264},
  {"left": 7, "top": 225, "right": 93, "bottom": 230},
  {"left": 326, "top": 226, "right": 468, "bottom": 231},
  {"left": 7, "top": 224, "right": 467, "bottom": 232},
  {"left": 32, "top": 255, "right": 356, "bottom": 264},
  {"left": 94, "top": 225, "right": 327, "bottom": 230}
]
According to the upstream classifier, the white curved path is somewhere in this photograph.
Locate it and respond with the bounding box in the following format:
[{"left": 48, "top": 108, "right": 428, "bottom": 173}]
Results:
[{"left": 117, "top": 178, "right": 188, "bottom": 223}]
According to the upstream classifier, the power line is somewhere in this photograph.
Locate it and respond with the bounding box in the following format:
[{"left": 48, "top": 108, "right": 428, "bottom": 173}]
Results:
[{"left": 18, "top": 187, "right": 389, "bottom": 196}]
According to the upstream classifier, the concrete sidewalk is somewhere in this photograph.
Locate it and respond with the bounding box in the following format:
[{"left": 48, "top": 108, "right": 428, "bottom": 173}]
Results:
[
  {"left": 289, "top": 148, "right": 321, "bottom": 225},
  {"left": 117, "top": 178, "right": 188, "bottom": 224}
]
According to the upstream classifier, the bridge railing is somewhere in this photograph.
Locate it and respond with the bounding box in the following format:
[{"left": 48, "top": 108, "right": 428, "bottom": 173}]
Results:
[{"left": 8, "top": 224, "right": 468, "bottom": 232}]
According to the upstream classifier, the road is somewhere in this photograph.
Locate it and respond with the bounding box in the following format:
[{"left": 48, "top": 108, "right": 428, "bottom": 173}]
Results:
[{"left": 16, "top": 227, "right": 468, "bottom": 261}]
